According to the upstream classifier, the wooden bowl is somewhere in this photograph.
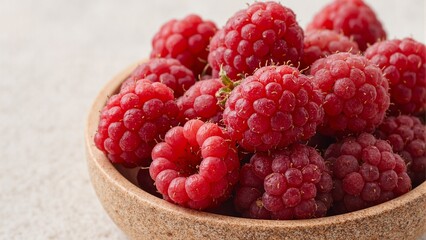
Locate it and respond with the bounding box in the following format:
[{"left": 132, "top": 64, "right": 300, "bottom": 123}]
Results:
[{"left": 85, "top": 62, "right": 426, "bottom": 240}]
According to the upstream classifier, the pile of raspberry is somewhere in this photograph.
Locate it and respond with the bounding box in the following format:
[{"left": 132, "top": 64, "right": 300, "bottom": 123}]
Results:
[
  {"left": 325, "top": 133, "right": 411, "bottom": 214},
  {"left": 375, "top": 115, "right": 426, "bottom": 186},
  {"left": 94, "top": 0, "right": 425, "bottom": 219}
]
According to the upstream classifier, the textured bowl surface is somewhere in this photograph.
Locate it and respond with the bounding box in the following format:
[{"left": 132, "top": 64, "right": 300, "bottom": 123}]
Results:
[{"left": 85, "top": 62, "right": 426, "bottom": 240}]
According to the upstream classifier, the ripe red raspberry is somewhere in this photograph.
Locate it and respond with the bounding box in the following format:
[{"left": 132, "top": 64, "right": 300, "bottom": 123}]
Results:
[
  {"left": 121, "top": 58, "right": 196, "bottom": 98},
  {"left": 310, "top": 52, "right": 390, "bottom": 137},
  {"left": 177, "top": 78, "right": 224, "bottom": 124},
  {"left": 365, "top": 38, "right": 426, "bottom": 115},
  {"left": 307, "top": 0, "right": 386, "bottom": 51},
  {"left": 325, "top": 133, "right": 412, "bottom": 214},
  {"left": 234, "top": 144, "right": 333, "bottom": 220},
  {"left": 94, "top": 79, "right": 179, "bottom": 167},
  {"left": 150, "top": 14, "right": 218, "bottom": 77},
  {"left": 208, "top": 1, "right": 304, "bottom": 80},
  {"left": 302, "top": 29, "right": 359, "bottom": 69},
  {"left": 376, "top": 115, "right": 426, "bottom": 186},
  {"left": 149, "top": 119, "right": 240, "bottom": 210},
  {"left": 223, "top": 65, "right": 324, "bottom": 152}
]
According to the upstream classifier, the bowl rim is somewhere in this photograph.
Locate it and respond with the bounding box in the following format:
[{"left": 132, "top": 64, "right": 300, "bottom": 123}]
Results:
[{"left": 85, "top": 60, "right": 426, "bottom": 229}]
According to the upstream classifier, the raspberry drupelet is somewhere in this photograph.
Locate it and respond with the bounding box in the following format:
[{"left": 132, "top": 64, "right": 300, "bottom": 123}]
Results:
[
  {"left": 94, "top": 79, "right": 179, "bottom": 167},
  {"left": 302, "top": 29, "right": 359, "bottom": 70},
  {"left": 325, "top": 133, "right": 412, "bottom": 214},
  {"left": 365, "top": 38, "right": 426, "bottom": 115},
  {"left": 149, "top": 119, "right": 240, "bottom": 210},
  {"left": 150, "top": 14, "right": 218, "bottom": 78},
  {"left": 121, "top": 58, "right": 196, "bottom": 98},
  {"left": 307, "top": 0, "right": 386, "bottom": 51},
  {"left": 376, "top": 115, "right": 426, "bottom": 186},
  {"left": 223, "top": 65, "right": 324, "bottom": 152},
  {"left": 310, "top": 52, "right": 390, "bottom": 137},
  {"left": 177, "top": 78, "right": 224, "bottom": 124},
  {"left": 208, "top": 1, "right": 304, "bottom": 80},
  {"left": 234, "top": 144, "right": 333, "bottom": 220}
]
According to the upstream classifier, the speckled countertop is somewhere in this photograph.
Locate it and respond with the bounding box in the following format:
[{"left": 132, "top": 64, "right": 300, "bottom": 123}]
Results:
[{"left": 0, "top": 0, "right": 424, "bottom": 239}]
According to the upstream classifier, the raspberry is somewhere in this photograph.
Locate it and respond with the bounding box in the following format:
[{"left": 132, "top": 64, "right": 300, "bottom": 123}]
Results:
[
  {"left": 121, "top": 58, "right": 196, "bottom": 98},
  {"left": 376, "top": 115, "right": 426, "bottom": 186},
  {"left": 208, "top": 1, "right": 304, "bottom": 80},
  {"left": 310, "top": 52, "right": 390, "bottom": 137},
  {"left": 177, "top": 78, "right": 224, "bottom": 124},
  {"left": 365, "top": 38, "right": 426, "bottom": 115},
  {"left": 302, "top": 29, "right": 359, "bottom": 69},
  {"left": 94, "top": 79, "right": 179, "bottom": 167},
  {"left": 234, "top": 144, "right": 333, "bottom": 219},
  {"left": 307, "top": 0, "right": 386, "bottom": 51},
  {"left": 150, "top": 14, "right": 218, "bottom": 78},
  {"left": 223, "top": 65, "right": 324, "bottom": 152},
  {"left": 325, "top": 133, "right": 412, "bottom": 214},
  {"left": 149, "top": 119, "right": 240, "bottom": 210}
]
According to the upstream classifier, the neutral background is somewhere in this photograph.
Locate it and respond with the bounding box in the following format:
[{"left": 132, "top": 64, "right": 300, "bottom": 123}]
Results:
[{"left": 0, "top": 0, "right": 425, "bottom": 239}]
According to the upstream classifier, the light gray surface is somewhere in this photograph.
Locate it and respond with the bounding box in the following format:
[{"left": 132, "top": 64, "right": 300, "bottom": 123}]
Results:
[{"left": 0, "top": 0, "right": 424, "bottom": 239}]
